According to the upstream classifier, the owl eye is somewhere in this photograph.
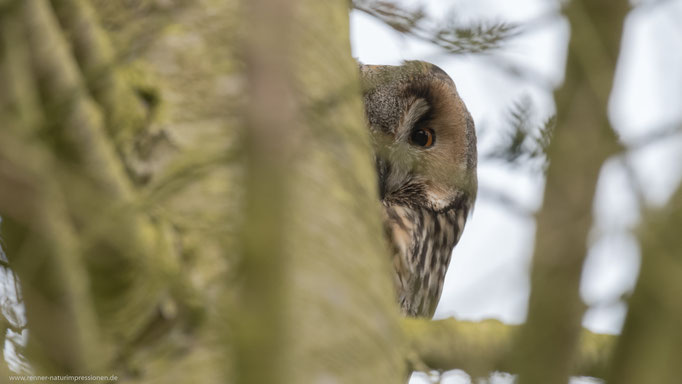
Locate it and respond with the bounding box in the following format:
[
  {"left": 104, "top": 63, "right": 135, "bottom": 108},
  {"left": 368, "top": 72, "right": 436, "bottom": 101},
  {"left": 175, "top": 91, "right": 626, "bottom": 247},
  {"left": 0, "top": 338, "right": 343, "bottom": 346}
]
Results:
[{"left": 410, "top": 128, "right": 435, "bottom": 148}]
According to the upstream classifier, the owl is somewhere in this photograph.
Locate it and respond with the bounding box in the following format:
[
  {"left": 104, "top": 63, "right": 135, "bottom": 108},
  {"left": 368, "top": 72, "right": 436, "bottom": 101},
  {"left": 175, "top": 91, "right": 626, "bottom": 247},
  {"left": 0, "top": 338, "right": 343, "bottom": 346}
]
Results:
[{"left": 359, "top": 61, "right": 477, "bottom": 318}]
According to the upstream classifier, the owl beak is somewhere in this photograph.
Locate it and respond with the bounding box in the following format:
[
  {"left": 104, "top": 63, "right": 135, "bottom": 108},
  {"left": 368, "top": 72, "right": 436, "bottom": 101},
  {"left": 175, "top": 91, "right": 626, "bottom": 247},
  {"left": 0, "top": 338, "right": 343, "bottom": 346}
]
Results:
[{"left": 376, "top": 156, "right": 390, "bottom": 201}]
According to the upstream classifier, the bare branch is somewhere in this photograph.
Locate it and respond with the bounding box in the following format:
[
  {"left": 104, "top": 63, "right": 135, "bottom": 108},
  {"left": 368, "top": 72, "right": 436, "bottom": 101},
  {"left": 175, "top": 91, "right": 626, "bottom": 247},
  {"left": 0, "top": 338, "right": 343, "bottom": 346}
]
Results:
[
  {"left": 608, "top": 183, "right": 682, "bottom": 383},
  {"left": 512, "top": 0, "right": 630, "bottom": 383},
  {"left": 403, "top": 318, "right": 616, "bottom": 379}
]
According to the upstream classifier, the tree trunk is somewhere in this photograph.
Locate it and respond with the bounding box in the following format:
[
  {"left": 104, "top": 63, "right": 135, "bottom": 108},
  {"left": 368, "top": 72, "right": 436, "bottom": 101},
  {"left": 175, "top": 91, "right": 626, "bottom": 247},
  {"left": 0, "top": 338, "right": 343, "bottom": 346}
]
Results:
[{"left": 1, "top": 0, "right": 402, "bottom": 382}]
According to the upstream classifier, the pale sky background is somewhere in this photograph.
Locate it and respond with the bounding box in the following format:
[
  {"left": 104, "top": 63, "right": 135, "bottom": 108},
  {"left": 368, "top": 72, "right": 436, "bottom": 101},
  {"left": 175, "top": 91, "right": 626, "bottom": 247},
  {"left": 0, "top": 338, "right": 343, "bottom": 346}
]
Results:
[{"left": 351, "top": 0, "right": 682, "bottom": 383}]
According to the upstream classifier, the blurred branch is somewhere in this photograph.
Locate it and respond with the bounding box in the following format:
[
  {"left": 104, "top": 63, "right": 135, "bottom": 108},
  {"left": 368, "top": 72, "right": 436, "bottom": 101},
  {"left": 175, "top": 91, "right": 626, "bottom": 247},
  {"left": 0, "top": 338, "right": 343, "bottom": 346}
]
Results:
[
  {"left": 0, "top": 2, "right": 102, "bottom": 373},
  {"left": 613, "top": 121, "right": 682, "bottom": 210},
  {"left": 512, "top": 0, "right": 630, "bottom": 383},
  {"left": 421, "top": 13, "right": 562, "bottom": 91},
  {"left": 49, "top": 0, "right": 147, "bottom": 149},
  {"left": 0, "top": 132, "right": 102, "bottom": 374},
  {"left": 4, "top": 0, "right": 405, "bottom": 381},
  {"left": 21, "top": 0, "right": 175, "bottom": 342},
  {"left": 617, "top": 155, "right": 646, "bottom": 214},
  {"left": 403, "top": 318, "right": 616, "bottom": 379},
  {"left": 483, "top": 96, "right": 555, "bottom": 171},
  {"left": 1, "top": 0, "right": 184, "bottom": 373},
  {"left": 232, "top": 0, "right": 297, "bottom": 382},
  {"left": 352, "top": 0, "right": 520, "bottom": 54},
  {"left": 607, "top": 183, "right": 682, "bottom": 383}
]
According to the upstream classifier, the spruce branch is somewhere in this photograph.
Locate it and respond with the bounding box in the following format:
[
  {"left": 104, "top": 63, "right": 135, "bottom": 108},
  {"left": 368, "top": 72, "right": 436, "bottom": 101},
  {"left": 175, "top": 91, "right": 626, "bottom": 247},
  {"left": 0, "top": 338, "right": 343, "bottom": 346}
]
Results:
[
  {"left": 352, "top": 0, "right": 520, "bottom": 54},
  {"left": 484, "top": 96, "right": 555, "bottom": 170}
]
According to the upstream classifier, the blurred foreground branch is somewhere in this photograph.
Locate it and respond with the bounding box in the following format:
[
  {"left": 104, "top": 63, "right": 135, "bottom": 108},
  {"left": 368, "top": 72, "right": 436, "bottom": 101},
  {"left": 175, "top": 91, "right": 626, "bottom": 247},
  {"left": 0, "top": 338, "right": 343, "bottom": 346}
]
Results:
[
  {"left": 513, "top": 0, "right": 629, "bottom": 383},
  {"left": 608, "top": 184, "right": 682, "bottom": 383},
  {"left": 403, "top": 318, "right": 616, "bottom": 379},
  {"left": 2, "top": 0, "right": 404, "bottom": 382},
  {"left": 232, "top": 0, "right": 297, "bottom": 382},
  {"left": 1, "top": 0, "right": 169, "bottom": 373}
]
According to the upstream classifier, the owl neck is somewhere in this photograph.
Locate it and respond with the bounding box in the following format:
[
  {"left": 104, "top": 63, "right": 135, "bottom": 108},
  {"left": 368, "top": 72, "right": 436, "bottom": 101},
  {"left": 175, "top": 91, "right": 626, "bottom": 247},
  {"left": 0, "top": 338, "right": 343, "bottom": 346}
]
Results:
[{"left": 384, "top": 203, "right": 468, "bottom": 317}]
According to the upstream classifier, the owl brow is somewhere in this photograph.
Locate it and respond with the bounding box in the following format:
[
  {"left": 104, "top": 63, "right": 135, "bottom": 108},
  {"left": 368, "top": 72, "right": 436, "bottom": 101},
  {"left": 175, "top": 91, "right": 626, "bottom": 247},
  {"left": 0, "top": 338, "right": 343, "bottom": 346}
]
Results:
[
  {"left": 411, "top": 104, "right": 435, "bottom": 134},
  {"left": 403, "top": 79, "right": 434, "bottom": 104},
  {"left": 402, "top": 98, "right": 431, "bottom": 132},
  {"left": 403, "top": 80, "right": 437, "bottom": 129}
]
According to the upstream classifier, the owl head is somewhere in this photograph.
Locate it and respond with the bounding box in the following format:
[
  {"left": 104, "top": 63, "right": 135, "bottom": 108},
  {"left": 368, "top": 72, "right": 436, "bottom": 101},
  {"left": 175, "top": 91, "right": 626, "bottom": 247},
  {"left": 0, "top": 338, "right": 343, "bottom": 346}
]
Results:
[{"left": 359, "top": 61, "right": 477, "bottom": 214}]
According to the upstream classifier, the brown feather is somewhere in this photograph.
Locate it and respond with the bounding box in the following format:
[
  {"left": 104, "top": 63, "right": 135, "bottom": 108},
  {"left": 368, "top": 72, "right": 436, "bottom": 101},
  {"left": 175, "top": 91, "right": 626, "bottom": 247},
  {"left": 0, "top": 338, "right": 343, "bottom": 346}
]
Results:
[{"left": 360, "top": 61, "right": 477, "bottom": 318}]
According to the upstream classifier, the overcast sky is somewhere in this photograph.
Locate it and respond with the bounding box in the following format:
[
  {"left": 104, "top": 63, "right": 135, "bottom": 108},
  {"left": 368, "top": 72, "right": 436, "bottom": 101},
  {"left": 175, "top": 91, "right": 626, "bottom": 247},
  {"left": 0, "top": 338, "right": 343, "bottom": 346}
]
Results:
[{"left": 351, "top": 0, "right": 682, "bottom": 382}]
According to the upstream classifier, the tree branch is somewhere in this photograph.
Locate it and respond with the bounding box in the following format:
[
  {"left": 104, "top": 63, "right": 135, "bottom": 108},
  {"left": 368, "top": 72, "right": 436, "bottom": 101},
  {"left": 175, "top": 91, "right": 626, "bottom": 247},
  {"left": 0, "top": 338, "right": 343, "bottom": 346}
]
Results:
[
  {"left": 232, "top": 0, "right": 297, "bottom": 382},
  {"left": 512, "top": 1, "right": 630, "bottom": 383},
  {"left": 352, "top": 0, "right": 520, "bottom": 55},
  {"left": 607, "top": 182, "right": 682, "bottom": 382},
  {"left": 49, "top": 0, "right": 148, "bottom": 149},
  {"left": 403, "top": 318, "right": 617, "bottom": 379},
  {"left": 1, "top": 0, "right": 180, "bottom": 367}
]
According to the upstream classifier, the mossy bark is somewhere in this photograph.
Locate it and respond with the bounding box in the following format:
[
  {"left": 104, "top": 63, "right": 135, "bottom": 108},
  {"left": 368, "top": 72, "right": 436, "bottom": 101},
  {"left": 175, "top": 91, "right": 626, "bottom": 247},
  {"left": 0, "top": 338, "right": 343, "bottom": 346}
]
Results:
[{"left": 1, "top": 0, "right": 402, "bottom": 382}]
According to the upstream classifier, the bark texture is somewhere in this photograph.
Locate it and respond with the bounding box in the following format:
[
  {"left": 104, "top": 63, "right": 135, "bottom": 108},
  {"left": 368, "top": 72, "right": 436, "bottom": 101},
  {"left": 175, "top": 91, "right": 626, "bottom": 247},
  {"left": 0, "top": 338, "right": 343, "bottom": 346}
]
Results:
[{"left": 1, "top": 0, "right": 402, "bottom": 382}]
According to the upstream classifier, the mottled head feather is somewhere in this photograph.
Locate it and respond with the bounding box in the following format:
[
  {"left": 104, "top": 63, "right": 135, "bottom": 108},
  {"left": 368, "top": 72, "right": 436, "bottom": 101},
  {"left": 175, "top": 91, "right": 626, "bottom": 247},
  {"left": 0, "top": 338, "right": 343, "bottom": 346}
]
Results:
[{"left": 359, "top": 60, "right": 477, "bottom": 318}]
